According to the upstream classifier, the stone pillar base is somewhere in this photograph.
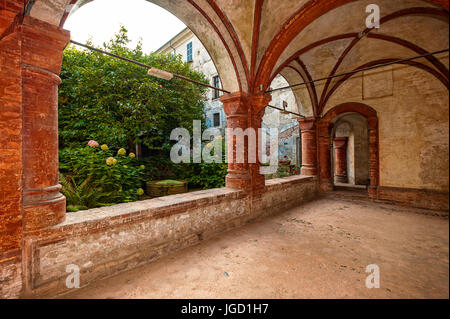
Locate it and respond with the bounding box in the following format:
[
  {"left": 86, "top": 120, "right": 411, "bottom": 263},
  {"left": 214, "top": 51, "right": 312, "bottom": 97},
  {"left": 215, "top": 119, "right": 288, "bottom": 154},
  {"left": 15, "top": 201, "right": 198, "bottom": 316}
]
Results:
[
  {"left": 320, "top": 181, "right": 334, "bottom": 192},
  {"left": 226, "top": 172, "right": 251, "bottom": 190},
  {"left": 23, "top": 185, "right": 66, "bottom": 231},
  {"left": 319, "top": 181, "right": 334, "bottom": 192},
  {"left": 335, "top": 175, "right": 349, "bottom": 184},
  {"left": 368, "top": 186, "right": 378, "bottom": 199},
  {"left": 301, "top": 166, "right": 317, "bottom": 176}
]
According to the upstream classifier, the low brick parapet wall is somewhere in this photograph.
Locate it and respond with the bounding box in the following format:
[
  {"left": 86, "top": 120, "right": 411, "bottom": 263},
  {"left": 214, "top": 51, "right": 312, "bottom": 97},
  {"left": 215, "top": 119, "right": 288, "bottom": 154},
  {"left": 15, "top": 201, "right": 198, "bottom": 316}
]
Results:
[{"left": 18, "top": 176, "right": 317, "bottom": 298}]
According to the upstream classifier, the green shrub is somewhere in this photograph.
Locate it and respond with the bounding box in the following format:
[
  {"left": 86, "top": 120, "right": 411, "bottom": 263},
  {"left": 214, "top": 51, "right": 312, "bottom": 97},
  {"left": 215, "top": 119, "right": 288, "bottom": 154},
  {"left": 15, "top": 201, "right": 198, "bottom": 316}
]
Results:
[
  {"left": 140, "top": 159, "right": 227, "bottom": 190},
  {"left": 179, "top": 139, "right": 228, "bottom": 189},
  {"left": 184, "top": 162, "right": 227, "bottom": 189},
  {"left": 138, "top": 138, "right": 228, "bottom": 190}
]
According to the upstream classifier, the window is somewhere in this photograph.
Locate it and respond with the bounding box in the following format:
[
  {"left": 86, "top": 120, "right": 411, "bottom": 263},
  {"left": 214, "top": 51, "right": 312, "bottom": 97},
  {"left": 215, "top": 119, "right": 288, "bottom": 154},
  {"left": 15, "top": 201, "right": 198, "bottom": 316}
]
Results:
[
  {"left": 186, "top": 42, "right": 193, "bottom": 62},
  {"left": 213, "top": 113, "right": 221, "bottom": 127},
  {"left": 212, "top": 75, "right": 221, "bottom": 99}
]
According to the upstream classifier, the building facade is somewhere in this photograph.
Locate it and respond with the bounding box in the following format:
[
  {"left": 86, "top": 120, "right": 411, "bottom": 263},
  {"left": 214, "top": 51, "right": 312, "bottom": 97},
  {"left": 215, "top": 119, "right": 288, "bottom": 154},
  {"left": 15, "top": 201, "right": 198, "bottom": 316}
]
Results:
[{"left": 156, "top": 28, "right": 301, "bottom": 165}]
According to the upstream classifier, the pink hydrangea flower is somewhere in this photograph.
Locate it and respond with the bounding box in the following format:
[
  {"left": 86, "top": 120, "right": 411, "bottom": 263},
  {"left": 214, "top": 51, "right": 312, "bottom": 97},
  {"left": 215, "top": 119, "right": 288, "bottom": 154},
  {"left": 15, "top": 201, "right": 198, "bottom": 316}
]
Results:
[{"left": 88, "top": 140, "right": 99, "bottom": 148}]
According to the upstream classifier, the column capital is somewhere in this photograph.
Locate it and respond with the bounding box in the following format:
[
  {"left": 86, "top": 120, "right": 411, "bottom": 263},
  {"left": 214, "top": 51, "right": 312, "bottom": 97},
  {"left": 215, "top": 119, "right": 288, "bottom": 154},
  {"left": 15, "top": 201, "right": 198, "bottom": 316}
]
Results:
[
  {"left": 19, "top": 16, "right": 70, "bottom": 75},
  {"left": 333, "top": 136, "right": 348, "bottom": 148},
  {"left": 251, "top": 92, "right": 272, "bottom": 117},
  {"left": 317, "top": 121, "right": 333, "bottom": 137},
  {"left": 297, "top": 117, "right": 317, "bottom": 131},
  {"left": 0, "top": 0, "right": 23, "bottom": 11},
  {"left": 220, "top": 91, "right": 272, "bottom": 119},
  {"left": 220, "top": 92, "right": 250, "bottom": 116}
]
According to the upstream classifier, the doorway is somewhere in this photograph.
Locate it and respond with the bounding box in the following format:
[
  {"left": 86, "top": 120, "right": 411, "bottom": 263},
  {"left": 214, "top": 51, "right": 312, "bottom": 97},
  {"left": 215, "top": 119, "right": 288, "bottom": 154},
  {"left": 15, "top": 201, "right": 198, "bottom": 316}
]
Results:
[
  {"left": 318, "top": 103, "right": 379, "bottom": 198},
  {"left": 331, "top": 113, "right": 370, "bottom": 190}
]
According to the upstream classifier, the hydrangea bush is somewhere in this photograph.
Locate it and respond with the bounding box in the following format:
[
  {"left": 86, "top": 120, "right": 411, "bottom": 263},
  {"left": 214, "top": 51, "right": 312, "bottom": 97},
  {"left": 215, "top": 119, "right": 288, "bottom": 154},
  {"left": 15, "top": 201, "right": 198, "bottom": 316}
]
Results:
[{"left": 59, "top": 141, "right": 146, "bottom": 210}]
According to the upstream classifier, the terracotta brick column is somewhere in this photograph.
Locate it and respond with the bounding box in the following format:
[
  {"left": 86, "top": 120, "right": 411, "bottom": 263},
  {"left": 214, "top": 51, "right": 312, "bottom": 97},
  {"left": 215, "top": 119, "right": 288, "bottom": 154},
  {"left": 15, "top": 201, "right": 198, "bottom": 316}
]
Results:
[
  {"left": 0, "top": 8, "right": 69, "bottom": 297},
  {"left": 318, "top": 122, "right": 333, "bottom": 191},
  {"left": 220, "top": 92, "right": 271, "bottom": 191},
  {"left": 20, "top": 17, "right": 70, "bottom": 231},
  {"left": 367, "top": 117, "right": 379, "bottom": 198},
  {"left": 333, "top": 137, "right": 348, "bottom": 183},
  {"left": 297, "top": 117, "right": 317, "bottom": 176},
  {"left": 0, "top": 1, "right": 24, "bottom": 258}
]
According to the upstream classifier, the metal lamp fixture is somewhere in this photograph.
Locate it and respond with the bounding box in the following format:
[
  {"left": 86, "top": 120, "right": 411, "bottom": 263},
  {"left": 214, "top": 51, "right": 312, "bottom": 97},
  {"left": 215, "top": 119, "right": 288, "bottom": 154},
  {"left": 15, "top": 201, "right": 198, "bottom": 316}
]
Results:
[{"left": 147, "top": 67, "right": 174, "bottom": 81}]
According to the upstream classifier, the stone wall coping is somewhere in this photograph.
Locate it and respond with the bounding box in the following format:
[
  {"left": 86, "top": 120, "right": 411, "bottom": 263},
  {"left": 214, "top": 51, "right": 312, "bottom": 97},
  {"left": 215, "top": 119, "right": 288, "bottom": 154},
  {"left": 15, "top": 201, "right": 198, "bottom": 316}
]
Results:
[
  {"left": 265, "top": 175, "right": 316, "bottom": 190},
  {"left": 58, "top": 187, "right": 245, "bottom": 227},
  {"left": 57, "top": 176, "right": 314, "bottom": 227},
  {"left": 25, "top": 176, "right": 316, "bottom": 241}
]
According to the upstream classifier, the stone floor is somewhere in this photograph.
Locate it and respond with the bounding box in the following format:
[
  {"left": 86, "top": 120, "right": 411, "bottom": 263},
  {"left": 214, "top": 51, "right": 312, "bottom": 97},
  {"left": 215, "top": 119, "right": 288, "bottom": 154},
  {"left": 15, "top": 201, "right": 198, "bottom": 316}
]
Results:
[{"left": 60, "top": 197, "right": 449, "bottom": 299}]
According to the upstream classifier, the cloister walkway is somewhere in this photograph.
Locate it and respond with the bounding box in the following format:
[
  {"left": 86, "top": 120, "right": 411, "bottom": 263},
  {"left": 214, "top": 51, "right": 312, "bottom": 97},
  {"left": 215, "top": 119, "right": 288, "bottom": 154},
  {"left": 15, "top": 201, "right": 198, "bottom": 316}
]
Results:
[{"left": 60, "top": 198, "right": 449, "bottom": 299}]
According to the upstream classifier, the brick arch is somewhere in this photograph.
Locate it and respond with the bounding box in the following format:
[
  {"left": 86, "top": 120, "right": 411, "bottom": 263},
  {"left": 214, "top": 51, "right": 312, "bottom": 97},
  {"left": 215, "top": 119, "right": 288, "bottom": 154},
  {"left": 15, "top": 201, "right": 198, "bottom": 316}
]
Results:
[
  {"left": 322, "top": 102, "right": 377, "bottom": 126},
  {"left": 332, "top": 119, "right": 353, "bottom": 137},
  {"left": 28, "top": 0, "right": 247, "bottom": 93},
  {"left": 318, "top": 103, "right": 379, "bottom": 197}
]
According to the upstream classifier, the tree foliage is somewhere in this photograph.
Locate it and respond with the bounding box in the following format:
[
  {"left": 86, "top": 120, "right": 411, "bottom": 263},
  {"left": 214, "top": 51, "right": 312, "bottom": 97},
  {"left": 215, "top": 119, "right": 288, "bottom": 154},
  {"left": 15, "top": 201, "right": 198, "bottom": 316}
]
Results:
[{"left": 58, "top": 26, "right": 208, "bottom": 151}]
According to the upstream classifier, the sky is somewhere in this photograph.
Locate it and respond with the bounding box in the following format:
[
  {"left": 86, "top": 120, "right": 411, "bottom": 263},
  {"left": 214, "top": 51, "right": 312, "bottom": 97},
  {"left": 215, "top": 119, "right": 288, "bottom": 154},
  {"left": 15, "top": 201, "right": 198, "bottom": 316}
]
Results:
[{"left": 65, "top": 0, "right": 187, "bottom": 53}]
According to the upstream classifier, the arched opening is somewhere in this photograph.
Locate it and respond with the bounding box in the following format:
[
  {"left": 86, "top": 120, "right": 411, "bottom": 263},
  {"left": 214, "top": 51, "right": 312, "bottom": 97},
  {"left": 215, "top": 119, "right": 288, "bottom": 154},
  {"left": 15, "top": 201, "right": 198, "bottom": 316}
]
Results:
[
  {"left": 318, "top": 103, "right": 379, "bottom": 198},
  {"left": 331, "top": 113, "right": 370, "bottom": 190},
  {"left": 29, "top": 0, "right": 246, "bottom": 93},
  {"left": 263, "top": 74, "right": 301, "bottom": 170},
  {"left": 56, "top": 1, "right": 243, "bottom": 205}
]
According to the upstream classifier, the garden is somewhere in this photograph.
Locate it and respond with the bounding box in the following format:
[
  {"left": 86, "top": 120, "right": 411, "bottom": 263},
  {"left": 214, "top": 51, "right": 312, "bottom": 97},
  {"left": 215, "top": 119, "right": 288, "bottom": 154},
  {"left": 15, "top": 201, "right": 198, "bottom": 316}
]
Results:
[{"left": 58, "top": 27, "right": 297, "bottom": 212}]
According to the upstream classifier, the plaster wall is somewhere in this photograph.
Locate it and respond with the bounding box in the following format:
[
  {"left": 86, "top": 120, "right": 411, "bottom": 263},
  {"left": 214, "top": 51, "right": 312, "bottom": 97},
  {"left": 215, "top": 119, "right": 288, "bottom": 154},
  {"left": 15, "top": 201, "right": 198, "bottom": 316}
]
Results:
[{"left": 324, "top": 63, "right": 449, "bottom": 192}]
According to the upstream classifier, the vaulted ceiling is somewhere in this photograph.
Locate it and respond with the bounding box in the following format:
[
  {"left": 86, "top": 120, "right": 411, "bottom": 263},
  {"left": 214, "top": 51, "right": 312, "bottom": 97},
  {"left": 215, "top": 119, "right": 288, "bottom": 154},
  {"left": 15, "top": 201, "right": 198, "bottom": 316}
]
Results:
[{"left": 28, "top": 0, "right": 449, "bottom": 116}]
